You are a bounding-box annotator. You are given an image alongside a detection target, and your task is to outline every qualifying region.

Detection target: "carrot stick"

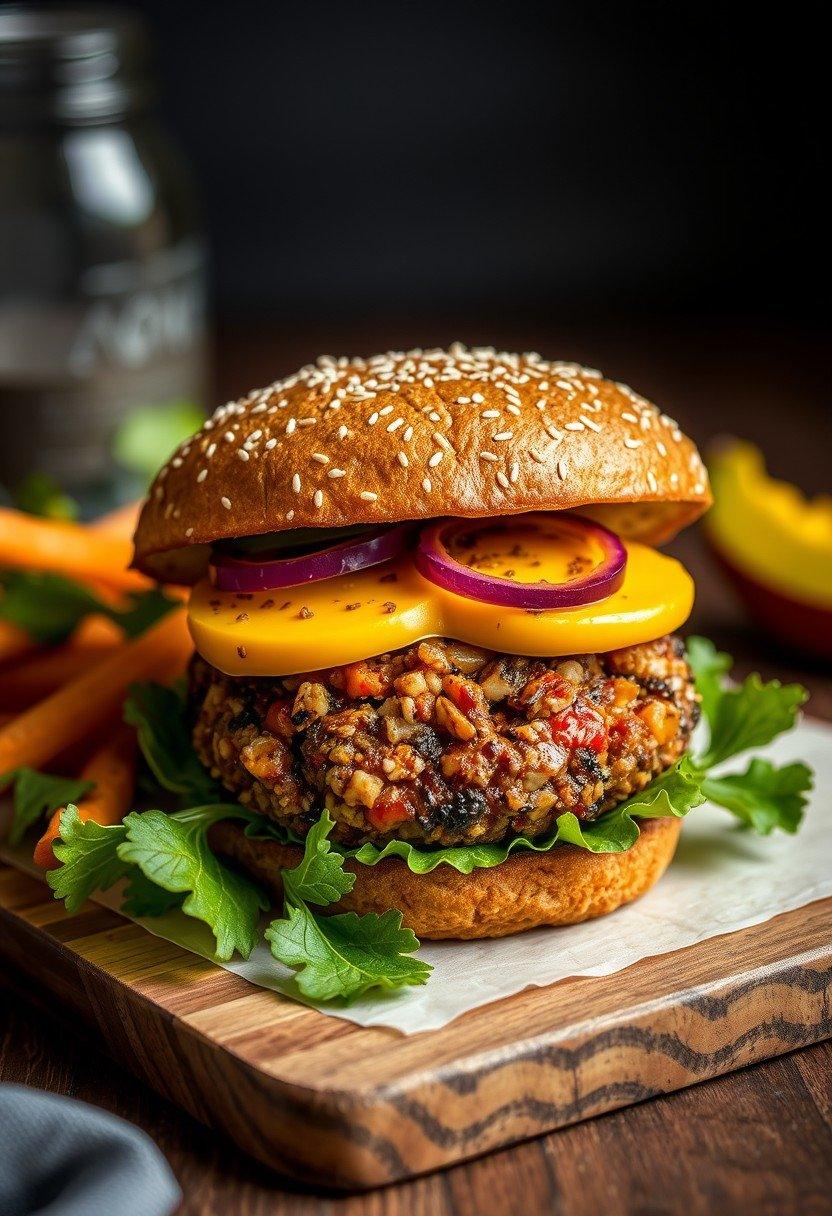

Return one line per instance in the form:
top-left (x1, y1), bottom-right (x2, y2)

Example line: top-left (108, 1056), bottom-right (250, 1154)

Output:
top-left (0, 608), bottom-right (192, 776)
top-left (33, 722), bottom-right (138, 870)
top-left (0, 507), bottom-right (146, 592)
top-left (90, 499), bottom-right (144, 540)
top-left (0, 615), bottom-right (126, 711)
top-left (0, 620), bottom-right (39, 668)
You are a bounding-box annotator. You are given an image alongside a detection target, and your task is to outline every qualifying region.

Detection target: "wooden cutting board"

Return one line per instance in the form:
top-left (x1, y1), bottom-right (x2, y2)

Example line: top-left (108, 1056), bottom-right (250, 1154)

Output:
top-left (1, 862), bottom-right (829, 1190)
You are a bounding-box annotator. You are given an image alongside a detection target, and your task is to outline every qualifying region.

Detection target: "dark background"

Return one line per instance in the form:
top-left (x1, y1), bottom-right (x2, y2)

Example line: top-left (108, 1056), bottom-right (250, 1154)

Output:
top-left (135, 1), bottom-right (827, 320)
top-left (126, 0), bottom-right (831, 497)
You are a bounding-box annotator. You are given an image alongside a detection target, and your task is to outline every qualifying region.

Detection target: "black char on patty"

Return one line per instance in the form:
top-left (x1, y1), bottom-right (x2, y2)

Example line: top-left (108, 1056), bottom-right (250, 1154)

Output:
top-left (189, 635), bottom-right (699, 848)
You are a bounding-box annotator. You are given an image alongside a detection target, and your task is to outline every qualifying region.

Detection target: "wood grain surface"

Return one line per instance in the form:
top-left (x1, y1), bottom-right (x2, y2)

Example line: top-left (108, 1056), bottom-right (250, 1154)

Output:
top-left (0, 859), bottom-right (829, 1189)
top-left (2, 318), bottom-right (831, 1213)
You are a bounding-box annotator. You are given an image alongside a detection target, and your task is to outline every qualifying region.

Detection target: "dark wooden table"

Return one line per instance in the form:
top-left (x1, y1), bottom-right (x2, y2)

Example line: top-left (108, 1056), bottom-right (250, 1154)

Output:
top-left (2, 317), bottom-right (830, 1215)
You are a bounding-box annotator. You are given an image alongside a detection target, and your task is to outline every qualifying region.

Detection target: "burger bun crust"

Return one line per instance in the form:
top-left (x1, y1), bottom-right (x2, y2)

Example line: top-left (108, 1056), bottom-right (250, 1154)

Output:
top-left (208, 816), bottom-right (681, 940)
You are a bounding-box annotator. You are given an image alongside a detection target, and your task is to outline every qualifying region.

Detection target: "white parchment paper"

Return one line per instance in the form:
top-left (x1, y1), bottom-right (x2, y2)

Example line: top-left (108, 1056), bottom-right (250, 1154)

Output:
top-left (2, 716), bottom-right (830, 1034)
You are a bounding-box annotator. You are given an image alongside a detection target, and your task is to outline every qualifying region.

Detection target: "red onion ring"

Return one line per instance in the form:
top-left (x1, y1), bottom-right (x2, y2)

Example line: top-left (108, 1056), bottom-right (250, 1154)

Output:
top-left (210, 524), bottom-right (413, 592)
top-left (415, 513), bottom-right (627, 609)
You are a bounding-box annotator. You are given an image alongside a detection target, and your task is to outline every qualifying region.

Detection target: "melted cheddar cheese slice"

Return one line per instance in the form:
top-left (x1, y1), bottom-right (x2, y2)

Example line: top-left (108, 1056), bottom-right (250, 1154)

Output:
top-left (188, 540), bottom-right (694, 676)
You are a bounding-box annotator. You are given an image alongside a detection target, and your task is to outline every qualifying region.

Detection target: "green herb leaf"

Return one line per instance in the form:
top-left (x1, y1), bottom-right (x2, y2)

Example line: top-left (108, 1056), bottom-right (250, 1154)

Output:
top-left (2, 769), bottom-right (95, 846)
top-left (695, 671), bottom-right (807, 769)
top-left (47, 808), bottom-right (129, 913)
top-left (0, 571), bottom-right (176, 644)
top-left (281, 808), bottom-right (355, 906)
top-left (114, 400), bottom-right (205, 480)
top-left (117, 806), bottom-right (269, 960)
top-left (686, 635), bottom-right (732, 729)
top-left (124, 682), bottom-right (220, 804)
top-left (701, 759), bottom-right (813, 835)
top-left (14, 473), bottom-right (79, 521)
top-left (265, 807), bottom-right (428, 999)
top-left (121, 869), bottom-right (186, 917)
top-left (265, 905), bottom-right (431, 1001)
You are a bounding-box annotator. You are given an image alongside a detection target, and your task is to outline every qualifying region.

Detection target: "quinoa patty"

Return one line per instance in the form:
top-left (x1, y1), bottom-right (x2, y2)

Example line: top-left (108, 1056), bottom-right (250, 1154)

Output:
top-left (189, 635), bottom-right (698, 848)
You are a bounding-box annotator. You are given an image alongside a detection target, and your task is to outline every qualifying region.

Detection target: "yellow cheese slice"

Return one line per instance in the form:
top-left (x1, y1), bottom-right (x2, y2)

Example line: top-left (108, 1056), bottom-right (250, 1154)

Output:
top-left (188, 540), bottom-right (694, 676)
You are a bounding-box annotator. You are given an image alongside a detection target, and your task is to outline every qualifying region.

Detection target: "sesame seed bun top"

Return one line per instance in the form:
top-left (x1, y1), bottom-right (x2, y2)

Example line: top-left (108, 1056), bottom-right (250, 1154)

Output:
top-left (132, 344), bottom-right (711, 583)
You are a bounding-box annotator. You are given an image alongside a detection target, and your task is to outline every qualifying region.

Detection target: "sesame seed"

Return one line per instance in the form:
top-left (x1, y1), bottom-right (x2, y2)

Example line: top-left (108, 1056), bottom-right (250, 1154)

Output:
top-left (479, 451), bottom-right (499, 462)
top-left (360, 490), bottom-right (378, 502)
top-left (311, 453), bottom-right (329, 464)
top-left (481, 409), bottom-right (500, 419)
top-left (557, 458), bottom-right (568, 480)
top-left (236, 449), bottom-right (250, 461)
top-left (286, 509), bottom-right (295, 520)
top-left (622, 411), bottom-right (638, 423)
top-left (580, 415), bottom-right (602, 432)
top-left (328, 467), bottom-right (346, 478)
top-left (221, 496), bottom-right (232, 509)
top-left (529, 448), bottom-right (545, 463)
top-left (506, 403), bottom-right (521, 416)
top-left (397, 451), bottom-right (409, 467)
top-left (496, 471), bottom-right (510, 489)
top-left (510, 461), bottom-right (519, 483)
top-left (286, 418), bottom-right (297, 435)
top-left (647, 471), bottom-right (658, 492)
top-left (197, 468), bottom-right (207, 482)
top-left (471, 392), bottom-right (484, 403)
top-left (565, 421), bottom-right (585, 432)
top-left (224, 431), bottom-right (235, 443)
top-left (694, 481), bottom-right (705, 494)
top-left (456, 396), bottom-right (471, 404)
top-left (623, 436), bottom-right (642, 449)
top-left (379, 404), bottom-right (394, 416)
top-left (403, 425), bottom-right (414, 442)
top-left (656, 441), bottom-right (667, 457)
top-left (206, 442), bottom-right (217, 458)
top-left (535, 399), bottom-right (546, 410)
top-left (367, 412), bottom-right (379, 425)
top-left (313, 489), bottom-right (324, 508)
top-left (493, 431), bottom-right (513, 442)
top-left (428, 450), bottom-right (443, 468)
top-left (429, 412), bottom-right (441, 422)
top-left (387, 418), bottom-right (404, 432)
top-left (265, 437), bottom-right (277, 450)
top-left (185, 527), bottom-right (194, 537)
top-left (298, 417), bottom-right (317, 427)
top-left (292, 473), bottom-right (301, 493)
top-left (422, 476), bottom-right (432, 493)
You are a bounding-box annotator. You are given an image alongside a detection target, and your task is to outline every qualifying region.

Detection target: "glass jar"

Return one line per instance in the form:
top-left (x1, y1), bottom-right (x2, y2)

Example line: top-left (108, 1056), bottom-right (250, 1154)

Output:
top-left (0, 4), bottom-right (208, 512)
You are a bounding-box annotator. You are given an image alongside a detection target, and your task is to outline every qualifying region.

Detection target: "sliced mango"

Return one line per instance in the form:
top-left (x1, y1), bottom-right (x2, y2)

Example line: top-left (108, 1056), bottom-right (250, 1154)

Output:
top-left (706, 441), bottom-right (832, 610)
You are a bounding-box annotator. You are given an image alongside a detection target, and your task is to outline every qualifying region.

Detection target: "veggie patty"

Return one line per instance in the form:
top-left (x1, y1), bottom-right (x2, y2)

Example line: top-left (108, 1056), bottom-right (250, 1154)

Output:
top-left (189, 635), bottom-right (698, 848)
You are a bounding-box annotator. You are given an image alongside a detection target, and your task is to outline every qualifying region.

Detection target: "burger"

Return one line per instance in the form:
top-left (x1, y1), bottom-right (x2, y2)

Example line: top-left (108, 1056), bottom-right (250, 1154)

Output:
top-left (131, 344), bottom-right (718, 941)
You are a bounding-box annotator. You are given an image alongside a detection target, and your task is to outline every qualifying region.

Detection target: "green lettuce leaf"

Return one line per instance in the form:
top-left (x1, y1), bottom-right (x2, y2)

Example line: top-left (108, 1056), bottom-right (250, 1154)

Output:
top-left (3, 770), bottom-right (94, 846)
top-left (266, 906), bottom-right (431, 1001)
top-left (117, 806), bottom-right (268, 961)
top-left (0, 571), bottom-right (176, 645)
top-left (686, 635), bottom-right (732, 729)
top-left (687, 635), bottom-right (807, 768)
top-left (701, 758), bottom-right (813, 835)
top-left (281, 808), bottom-right (355, 905)
top-left (265, 809), bottom-right (430, 999)
top-left (348, 758), bottom-right (705, 872)
top-left (124, 682), bottom-right (220, 805)
top-left (47, 808), bottom-right (129, 913)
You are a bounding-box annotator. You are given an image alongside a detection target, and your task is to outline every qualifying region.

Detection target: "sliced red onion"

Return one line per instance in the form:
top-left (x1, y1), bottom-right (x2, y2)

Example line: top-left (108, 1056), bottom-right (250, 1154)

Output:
top-left (415, 513), bottom-right (627, 609)
top-left (210, 524), bottom-right (413, 592)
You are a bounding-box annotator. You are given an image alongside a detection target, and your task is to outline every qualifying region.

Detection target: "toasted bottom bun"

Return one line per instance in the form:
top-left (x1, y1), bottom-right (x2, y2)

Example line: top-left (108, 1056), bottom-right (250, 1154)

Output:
top-left (208, 816), bottom-right (682, 940)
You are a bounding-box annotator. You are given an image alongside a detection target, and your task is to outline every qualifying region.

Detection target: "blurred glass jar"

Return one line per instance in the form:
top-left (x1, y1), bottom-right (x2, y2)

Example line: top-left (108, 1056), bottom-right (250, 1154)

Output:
top-left (0, 4), bottom-right (208, 512)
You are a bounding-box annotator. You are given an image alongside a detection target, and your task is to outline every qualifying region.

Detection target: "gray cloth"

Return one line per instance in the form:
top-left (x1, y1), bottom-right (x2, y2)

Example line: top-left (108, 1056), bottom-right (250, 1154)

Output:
top-left (0, 1085), bottom-right (181, 1216)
